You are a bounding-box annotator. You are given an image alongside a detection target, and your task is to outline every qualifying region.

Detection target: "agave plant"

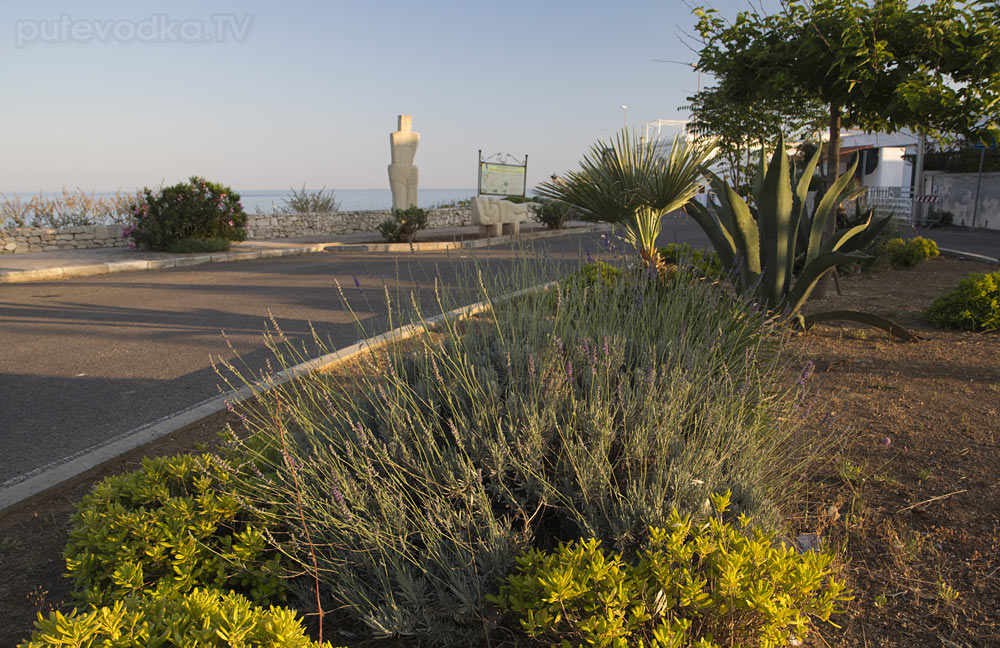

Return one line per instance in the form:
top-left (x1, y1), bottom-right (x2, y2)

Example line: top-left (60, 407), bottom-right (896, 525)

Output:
top-left (684, 134), bottom-right (892, 321)
top-left (536, 129), bottom-right (717, 266)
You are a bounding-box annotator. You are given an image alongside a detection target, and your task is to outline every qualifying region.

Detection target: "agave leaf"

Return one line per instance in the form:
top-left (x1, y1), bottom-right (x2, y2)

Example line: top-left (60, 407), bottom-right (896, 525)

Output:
top-left (794, 144), bottom-right (823, 216)
top-left (839, 214), bottom-right (891, 254)
top-left (683, 201), bottom-right (737, 272)
top-left (757, 134), bottom-right (793, 307)
top-left (788, 144), bottom-right (823, 293)
top-left (783, 250), bottom-right (866, 317)
top-left (716, 180), bottom-right (761, 279)
top-left (821, 216), bottom-right (874, 255)
top-left (803, 310), bottom-right (921, 342)
top-left (806, 156), bottom-right (859, 264)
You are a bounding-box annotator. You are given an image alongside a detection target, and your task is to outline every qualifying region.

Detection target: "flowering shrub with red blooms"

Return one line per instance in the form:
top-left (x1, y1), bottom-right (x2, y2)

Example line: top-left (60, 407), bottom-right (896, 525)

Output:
top-left (126, 176), bottom-right (246, 251)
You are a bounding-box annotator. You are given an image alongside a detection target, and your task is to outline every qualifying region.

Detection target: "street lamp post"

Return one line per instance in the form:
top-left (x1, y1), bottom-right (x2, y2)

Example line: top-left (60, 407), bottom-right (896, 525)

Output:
top-left (620, 105), bottom-right (628, 130)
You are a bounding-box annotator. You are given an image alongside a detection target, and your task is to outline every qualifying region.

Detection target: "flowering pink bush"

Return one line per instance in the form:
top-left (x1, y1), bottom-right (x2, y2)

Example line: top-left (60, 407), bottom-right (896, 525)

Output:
top-left (126, 177), bottom-right (246, 251)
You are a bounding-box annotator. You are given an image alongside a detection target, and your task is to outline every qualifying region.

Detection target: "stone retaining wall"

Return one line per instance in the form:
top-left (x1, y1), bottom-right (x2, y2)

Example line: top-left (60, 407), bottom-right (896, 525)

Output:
top-left (1, 224), bottom-right (128, 254)
top-left (0, 208), bottom-right (474, 254)
top-left (927, 171), bottom-right (1000, 231)
top-left (244, 207), bottom-right (472, 239)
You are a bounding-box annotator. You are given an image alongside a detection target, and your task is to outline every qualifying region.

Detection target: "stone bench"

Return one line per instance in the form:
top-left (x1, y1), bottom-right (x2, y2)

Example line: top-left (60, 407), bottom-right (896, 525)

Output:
top-left (470, 197), bottom-right (538, 237)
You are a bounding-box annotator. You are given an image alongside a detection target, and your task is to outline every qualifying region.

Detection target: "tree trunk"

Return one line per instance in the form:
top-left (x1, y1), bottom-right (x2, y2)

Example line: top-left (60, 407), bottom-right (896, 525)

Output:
top-left (814, 103), bottom-right (841, 299)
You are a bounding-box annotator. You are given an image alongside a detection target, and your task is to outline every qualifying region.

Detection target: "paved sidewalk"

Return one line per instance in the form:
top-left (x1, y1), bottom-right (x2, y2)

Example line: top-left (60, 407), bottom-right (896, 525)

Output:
top-left (0, 224), bottom-right (559, 284)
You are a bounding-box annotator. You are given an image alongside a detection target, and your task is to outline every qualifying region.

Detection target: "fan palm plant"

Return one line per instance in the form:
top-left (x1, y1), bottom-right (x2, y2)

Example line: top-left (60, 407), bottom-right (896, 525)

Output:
top-left (536, 129), bottom-right (717, 266)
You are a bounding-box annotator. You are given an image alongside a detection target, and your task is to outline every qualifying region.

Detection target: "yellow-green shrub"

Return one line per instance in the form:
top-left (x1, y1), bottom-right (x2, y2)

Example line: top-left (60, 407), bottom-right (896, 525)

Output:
top-left (883, 237), bottom-right (938, 267)
top-left (926, 271), bottom-right (1000, 331)
top-left (489, 492), bottom-right (851, 648)
top-left (910, 236), bottom-right (940, 259)
top-left (18, 588), bottom-right (333, 648)
top-left (573, 261), bottom-right (624, 290)
top-left (64, 454), bottom-right (287, 606)
top-left (658, 243), bottom-right (723, 279)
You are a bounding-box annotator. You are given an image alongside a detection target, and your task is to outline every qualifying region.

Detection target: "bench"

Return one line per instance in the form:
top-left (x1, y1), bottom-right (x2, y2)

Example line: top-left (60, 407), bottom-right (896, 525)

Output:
top-left (470, 197), bottom-right (537, 237)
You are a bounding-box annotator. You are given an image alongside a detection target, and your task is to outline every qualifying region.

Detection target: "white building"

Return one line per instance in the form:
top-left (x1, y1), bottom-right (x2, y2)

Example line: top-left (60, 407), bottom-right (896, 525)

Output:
top-left (828, 129), bottom-right (920, 190)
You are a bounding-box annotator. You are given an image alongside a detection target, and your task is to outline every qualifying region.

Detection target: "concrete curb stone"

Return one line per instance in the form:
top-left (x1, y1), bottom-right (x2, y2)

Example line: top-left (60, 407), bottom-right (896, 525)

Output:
top-left (937, 247), bottom-right (999, 265)
top-left (0, 227), bottom-right (611, 284)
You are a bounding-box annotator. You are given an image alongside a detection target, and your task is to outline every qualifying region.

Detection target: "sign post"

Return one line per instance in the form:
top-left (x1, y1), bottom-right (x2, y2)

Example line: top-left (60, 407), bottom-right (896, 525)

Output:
top-left (972, 134), bottom-right (996, 229)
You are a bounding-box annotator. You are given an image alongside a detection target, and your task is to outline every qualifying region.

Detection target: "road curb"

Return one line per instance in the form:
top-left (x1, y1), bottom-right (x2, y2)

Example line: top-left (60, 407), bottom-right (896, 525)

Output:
top-left (0, 227), bottom-right (610, 284)
top-left (0, 244), bottom-right (331, 284)
top-left (937, 247), bottom-right (999, 265)
top-left (324, 224), bottom-right (612, 253)
top-left (0, 284), bottom-right (558, 512)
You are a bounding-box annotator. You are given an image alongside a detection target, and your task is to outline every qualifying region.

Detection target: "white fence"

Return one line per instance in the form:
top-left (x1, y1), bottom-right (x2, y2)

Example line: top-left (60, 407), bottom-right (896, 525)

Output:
top-left (864, 186), bottom-right (913, 220)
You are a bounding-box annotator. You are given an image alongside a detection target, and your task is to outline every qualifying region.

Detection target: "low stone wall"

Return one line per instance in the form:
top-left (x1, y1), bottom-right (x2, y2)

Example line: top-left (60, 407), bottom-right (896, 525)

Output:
top-left (1, 224), bottom-right (128, 254)
top-left (0, 208), bottom-right (475, 254)
top-left (244, 207), bottom-right (472, 239)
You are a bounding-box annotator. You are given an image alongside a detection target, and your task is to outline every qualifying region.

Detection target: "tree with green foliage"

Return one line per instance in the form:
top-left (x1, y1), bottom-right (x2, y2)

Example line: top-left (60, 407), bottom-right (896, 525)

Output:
top-left (691, 0), bottom-right (1000, 189)
top-left (685, 79), bottom-right (825, 188)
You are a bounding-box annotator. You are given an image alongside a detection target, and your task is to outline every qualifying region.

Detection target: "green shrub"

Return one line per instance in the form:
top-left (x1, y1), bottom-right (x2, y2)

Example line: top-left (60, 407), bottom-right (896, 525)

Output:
top-left (127, 177), bottom-right (247, 251)
top-left (224, 263), bottom-right (806, 645)
top-left (533, 198), bottom-right (574, 230)
top-left (926, 271), bottom-right (1000, 331)
top-left (929, 209), bottom-right (954, 226)
top-left (658, 243), bottom-right (723, 279)
top-left (883, 238), bottom-right (927, 267)
top-left (573, 261), bottom-right (624, 290)
top-left (910, 236), bottom-right (940, 259)
top-left (64, 453), bottom-right (287, 606)
top-left (166, 236), bottom-right (232, 254)
top-left (490, 492), bottom-right (851, 648)
top-left (278, 185), bottom-right (341, 213)
top-left (18, 588), bottom-right (332, 648)
top-left (377, 205), bottom-right (429, 242)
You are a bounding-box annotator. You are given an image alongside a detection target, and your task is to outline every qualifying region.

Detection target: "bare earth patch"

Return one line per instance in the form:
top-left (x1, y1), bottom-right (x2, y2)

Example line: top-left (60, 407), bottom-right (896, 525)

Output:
top-left (793, 257), bottom-right (999, 647)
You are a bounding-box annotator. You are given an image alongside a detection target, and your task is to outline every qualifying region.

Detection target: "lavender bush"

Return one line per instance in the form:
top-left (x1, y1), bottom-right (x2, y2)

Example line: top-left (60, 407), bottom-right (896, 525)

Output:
top-left (219, 255), bottom-right (811, 646)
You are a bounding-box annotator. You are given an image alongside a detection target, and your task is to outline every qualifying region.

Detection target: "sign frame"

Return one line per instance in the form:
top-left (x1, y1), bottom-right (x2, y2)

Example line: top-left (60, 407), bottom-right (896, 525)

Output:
top-left (477, 150), bottom-right (528, 197)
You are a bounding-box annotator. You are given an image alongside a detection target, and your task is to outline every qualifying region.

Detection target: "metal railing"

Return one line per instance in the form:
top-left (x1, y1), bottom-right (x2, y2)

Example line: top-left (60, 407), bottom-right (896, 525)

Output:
top-left (864, 186), bottom-right (913, 220)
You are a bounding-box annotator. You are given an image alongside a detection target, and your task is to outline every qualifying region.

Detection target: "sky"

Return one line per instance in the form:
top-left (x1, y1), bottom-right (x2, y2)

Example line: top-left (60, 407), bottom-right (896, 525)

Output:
top-left (0, 0), bottom-right (753, 193)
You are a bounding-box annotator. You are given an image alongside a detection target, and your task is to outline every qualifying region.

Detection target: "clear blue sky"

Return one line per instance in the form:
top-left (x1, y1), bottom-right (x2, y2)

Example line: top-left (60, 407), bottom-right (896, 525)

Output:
top-left (0, 0), bottom-right (748, 193)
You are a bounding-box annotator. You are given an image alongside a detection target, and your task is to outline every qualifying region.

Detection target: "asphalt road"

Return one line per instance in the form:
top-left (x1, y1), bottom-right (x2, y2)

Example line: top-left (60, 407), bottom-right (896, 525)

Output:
top-left (4, 230), bottom-right (679, 486)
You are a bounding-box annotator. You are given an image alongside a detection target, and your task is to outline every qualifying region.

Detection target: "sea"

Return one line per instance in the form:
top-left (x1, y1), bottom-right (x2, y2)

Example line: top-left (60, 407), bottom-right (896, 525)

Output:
top-left (4, 188), bottom-right (477, 215)
top-left (227, 188), bottom-right (476, 213)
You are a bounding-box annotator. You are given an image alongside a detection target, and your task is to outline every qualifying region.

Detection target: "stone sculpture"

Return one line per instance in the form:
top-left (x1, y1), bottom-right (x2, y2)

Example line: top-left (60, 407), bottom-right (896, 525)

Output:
top-left (388, 115), bottom-right (419, 210)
